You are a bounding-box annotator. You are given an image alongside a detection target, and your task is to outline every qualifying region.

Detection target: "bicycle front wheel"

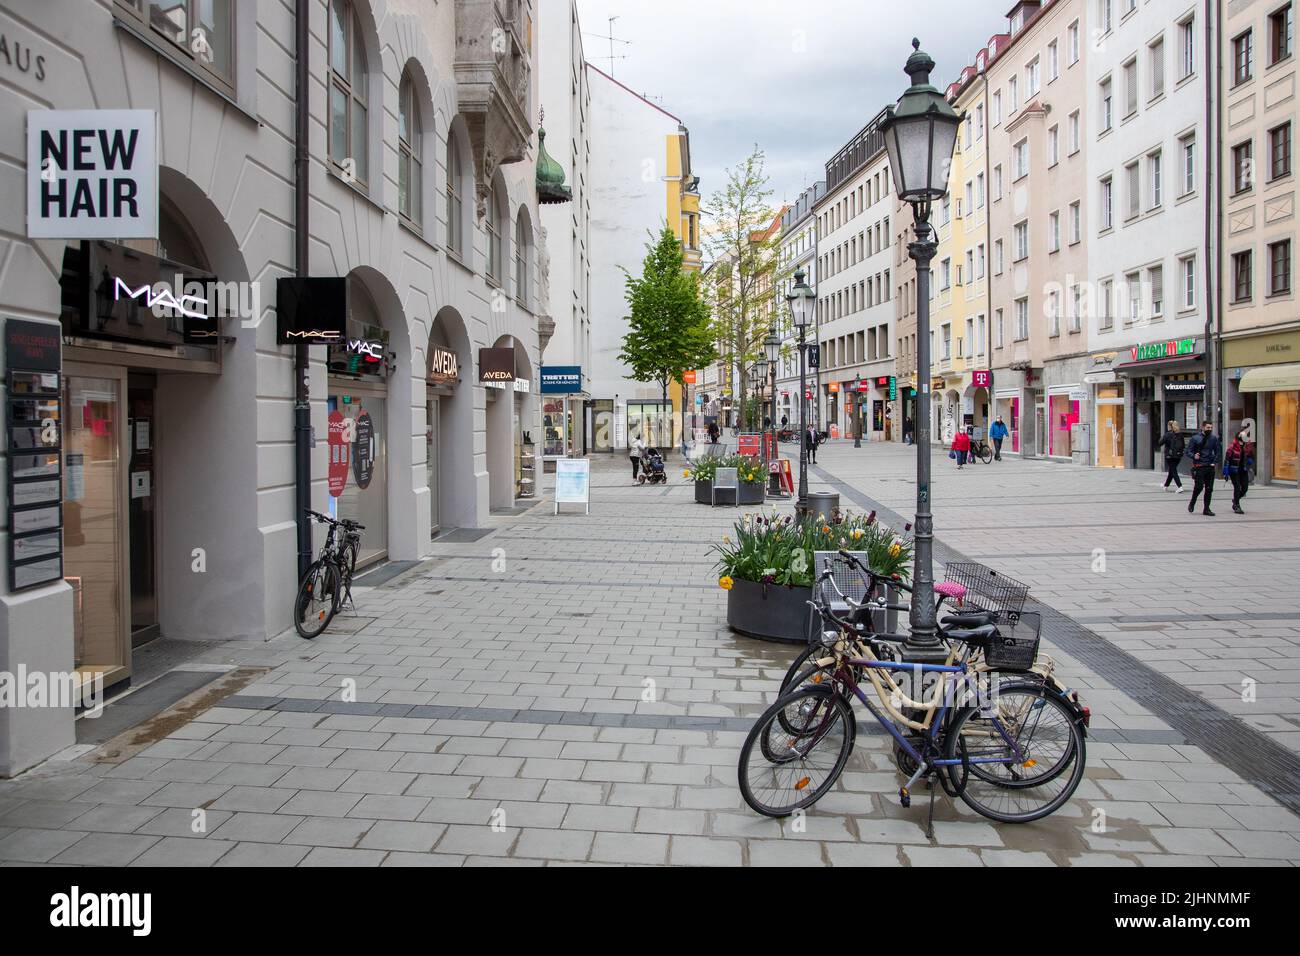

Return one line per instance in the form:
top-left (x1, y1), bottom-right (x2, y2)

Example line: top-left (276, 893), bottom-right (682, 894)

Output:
top-left (294, 560), bottom-right (340, 639)
top-left (944, 682), bottom-right (1085, 823)
top-left (739, 686), bottom-right (855, 817)
top-left (978, 444), bottom-right (993, 464)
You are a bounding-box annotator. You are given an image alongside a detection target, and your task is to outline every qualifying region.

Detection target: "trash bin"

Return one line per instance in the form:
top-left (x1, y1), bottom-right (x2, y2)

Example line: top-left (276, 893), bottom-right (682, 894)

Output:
top-left (804, 491), bottom-right (839, 521)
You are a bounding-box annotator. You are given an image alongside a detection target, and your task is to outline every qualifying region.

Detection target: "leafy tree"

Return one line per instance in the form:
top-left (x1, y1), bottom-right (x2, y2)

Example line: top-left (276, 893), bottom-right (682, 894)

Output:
top-left (618, 226), bottom-right (716, 447)
top-left (703, 146), bottom-right (781, 431)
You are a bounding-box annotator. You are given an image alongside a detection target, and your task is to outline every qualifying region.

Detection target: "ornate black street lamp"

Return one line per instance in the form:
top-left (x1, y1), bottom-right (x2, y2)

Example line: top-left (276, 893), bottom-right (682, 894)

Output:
top-left (881, 39), bottom-right (962, 661)
top-left (786, 268), bottom-right (816, 512)
top-left (853, 373), bottom-right (863, 449)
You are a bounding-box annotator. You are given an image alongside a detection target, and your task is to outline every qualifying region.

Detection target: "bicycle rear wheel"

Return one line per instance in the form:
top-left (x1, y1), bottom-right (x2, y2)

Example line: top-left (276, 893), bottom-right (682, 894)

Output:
top-left (294, 560), bottom-right (340, 639)
top-left (739, 686), bottom-right (855, 817)
top-left (944, 682), bottom-right (1085, 823)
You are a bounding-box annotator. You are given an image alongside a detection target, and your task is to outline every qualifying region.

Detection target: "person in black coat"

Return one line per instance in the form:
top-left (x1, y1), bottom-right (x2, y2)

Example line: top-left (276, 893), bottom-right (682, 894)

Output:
top-left (1185, 421), bottom-right (1223, 516)
top-left (1156, 421), bottom-right (1186, 491)
top-left (805, 424), bottom-right (820, 464)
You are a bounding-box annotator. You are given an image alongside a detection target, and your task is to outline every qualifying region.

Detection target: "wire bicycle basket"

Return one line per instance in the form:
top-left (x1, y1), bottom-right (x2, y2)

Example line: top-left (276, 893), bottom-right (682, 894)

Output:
top-left (940, 562), bottom-right (1030, 624)
top-left (984, 611), bottom-right (1041, 671)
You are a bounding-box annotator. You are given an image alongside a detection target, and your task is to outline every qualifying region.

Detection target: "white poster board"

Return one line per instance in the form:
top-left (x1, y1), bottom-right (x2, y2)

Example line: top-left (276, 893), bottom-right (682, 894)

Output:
top-left (554, 457), bottom-right (590, 514)
top-left (27, 109), bottom-right (158, 239)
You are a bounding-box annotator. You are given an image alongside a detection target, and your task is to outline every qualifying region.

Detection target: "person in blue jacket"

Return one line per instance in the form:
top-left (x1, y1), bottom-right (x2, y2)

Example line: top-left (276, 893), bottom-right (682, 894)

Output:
top-left (989, 416), bottom-right (1009, 461)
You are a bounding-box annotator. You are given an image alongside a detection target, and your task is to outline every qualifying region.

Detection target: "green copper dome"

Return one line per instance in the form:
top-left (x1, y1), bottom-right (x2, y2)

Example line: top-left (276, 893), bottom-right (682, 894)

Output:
top-left (536, 126), bottom-right (572, 205)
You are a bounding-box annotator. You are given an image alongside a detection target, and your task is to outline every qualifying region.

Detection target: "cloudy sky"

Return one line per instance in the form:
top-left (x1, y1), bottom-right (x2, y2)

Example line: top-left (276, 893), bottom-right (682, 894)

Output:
top-left (573, 0), bottom-right (1012, 212)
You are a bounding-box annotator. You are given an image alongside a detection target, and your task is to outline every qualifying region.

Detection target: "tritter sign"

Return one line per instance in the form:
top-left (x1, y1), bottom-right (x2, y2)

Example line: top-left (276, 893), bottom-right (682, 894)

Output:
top-left (1130, 337), bottom-right (1198, 363)
top-left (27, 109), bottom-right (157, 239)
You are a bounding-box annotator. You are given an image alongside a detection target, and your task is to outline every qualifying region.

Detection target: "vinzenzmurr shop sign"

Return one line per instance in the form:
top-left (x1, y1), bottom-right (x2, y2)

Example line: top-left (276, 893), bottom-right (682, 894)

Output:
top-left (27, 109), bottom-right (157, 239)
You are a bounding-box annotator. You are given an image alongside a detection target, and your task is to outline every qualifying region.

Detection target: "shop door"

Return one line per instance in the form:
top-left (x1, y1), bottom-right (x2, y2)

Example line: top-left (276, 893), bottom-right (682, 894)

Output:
top-left (128, 374), bottom-right (160, 646)
top-left (1097, 404), bottom-right (1124, 468)
top-left (1034, 403), bottom-right (1046, 457)
top-left (426, 396), bottom-right (439, 534)
top-left (62, 367), bottom-right (130, 690)
top-left (1274, 391), bottom-right (1299, 481)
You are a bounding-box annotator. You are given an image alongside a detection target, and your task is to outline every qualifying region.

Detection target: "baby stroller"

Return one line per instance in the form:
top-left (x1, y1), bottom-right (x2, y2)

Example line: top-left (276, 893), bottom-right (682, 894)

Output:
top-left (638, 448), bottom-right (667, 484)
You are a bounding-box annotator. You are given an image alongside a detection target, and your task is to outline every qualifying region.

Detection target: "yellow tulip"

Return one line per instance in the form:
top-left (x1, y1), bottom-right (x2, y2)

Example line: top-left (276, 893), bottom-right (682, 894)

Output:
top-left (889, 543), bottom-right (902, 557)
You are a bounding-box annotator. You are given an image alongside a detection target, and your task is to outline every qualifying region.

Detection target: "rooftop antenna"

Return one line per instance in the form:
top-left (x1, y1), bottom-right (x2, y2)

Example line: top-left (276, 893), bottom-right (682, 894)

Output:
top-left (585, 16), bottom-right (630, 77)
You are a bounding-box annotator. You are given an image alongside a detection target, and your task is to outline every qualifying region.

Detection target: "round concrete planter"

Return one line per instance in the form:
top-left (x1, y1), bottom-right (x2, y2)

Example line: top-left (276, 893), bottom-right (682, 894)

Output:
top-left (726, 578), bottom-right (812, 644)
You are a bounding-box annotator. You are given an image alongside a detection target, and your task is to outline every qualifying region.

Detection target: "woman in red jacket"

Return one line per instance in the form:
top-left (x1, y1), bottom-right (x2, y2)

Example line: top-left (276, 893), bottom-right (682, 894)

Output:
top-left (951, 428), bottom-right (972, 469)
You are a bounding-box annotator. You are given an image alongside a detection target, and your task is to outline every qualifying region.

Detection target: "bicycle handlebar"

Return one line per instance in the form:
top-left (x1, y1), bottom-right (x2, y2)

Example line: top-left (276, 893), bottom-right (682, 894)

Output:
top-left (305, 509), bottom-right (365, 531)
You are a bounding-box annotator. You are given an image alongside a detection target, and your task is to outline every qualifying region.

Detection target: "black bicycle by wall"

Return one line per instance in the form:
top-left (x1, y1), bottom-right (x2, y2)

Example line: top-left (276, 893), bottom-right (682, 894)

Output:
top-left (294, 509), bottom-right (364, 639)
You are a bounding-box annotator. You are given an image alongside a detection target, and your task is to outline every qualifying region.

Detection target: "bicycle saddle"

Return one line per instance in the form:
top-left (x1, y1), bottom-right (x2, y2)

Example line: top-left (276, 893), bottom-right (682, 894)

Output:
top-left (941, 610), bottom-right (996, 629)
top-left (945, 623), bottom-right (997, 644)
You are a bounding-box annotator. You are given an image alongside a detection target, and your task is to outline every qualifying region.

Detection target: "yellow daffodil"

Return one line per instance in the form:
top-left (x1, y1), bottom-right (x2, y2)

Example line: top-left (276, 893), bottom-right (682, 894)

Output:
top-left (851, 528), bottom-right (864, 541)
top-left (683, 469), bottom-right (691, 478)
top-left (889, 543), bottom-right (902, 557)
top-left (719, 575), bottom-right (734, 590)
top-left (821, 525), bottom-right (831, 534)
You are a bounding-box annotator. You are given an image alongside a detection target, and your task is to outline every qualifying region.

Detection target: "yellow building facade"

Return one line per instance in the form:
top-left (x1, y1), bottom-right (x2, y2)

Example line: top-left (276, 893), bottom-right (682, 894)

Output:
top-left (667, 129), bottom-right (702, 440)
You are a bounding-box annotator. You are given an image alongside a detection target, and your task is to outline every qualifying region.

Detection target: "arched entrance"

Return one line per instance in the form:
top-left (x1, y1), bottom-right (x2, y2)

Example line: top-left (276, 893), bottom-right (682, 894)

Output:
top-left (325, 268), bottom-right (412, 566)
top-left (965, 384), bottom-right (990, 438)
top-left (485, 334), bottom-right (535, 510)
top-left (426, 307), bottom-right (474, 531)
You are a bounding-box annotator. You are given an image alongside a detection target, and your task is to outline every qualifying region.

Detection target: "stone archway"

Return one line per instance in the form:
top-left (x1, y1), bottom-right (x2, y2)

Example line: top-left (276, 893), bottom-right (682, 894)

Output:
top-left (427, 306), bottom-right (475, 530)
top-left (485, 333), bottom-right (534, 510)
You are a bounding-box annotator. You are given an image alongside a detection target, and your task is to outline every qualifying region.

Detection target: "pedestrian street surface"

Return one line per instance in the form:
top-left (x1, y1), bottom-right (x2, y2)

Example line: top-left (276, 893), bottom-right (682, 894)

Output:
top-left (1, 444), bottom-right (1297, 866)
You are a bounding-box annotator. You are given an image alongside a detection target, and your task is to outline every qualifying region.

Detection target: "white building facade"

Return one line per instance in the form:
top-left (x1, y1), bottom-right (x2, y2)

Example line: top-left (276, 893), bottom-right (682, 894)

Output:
top-left (775, 182), bottom-right (823, 429)
top-left (536, 0), bottom-right (591, 464)
top-left (814, 114), bottom-right (898, 442)
top-left (0, 0), bottom-right (544, 775)
top-left (1086, 0), bottom-right (1213, 471)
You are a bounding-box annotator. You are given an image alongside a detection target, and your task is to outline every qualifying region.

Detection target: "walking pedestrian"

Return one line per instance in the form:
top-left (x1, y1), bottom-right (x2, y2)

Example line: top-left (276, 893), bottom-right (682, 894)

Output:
top-left (707, 421), bottom-right (719, 444)
top-left (1186, 420), bottom-right (1222, 516)
top-left (1223, 426), bottom-right (1254, 514)
top-left (951, 428), bottom-right (971, 469)
top-left (805, 424), bottom-right (820, 465)
top-left (629, 432), bottom-right (645, 482)
top-left (989, 416), bottom-right (1009, 461)
top-left (903, 416), bottom-right (914, 445)
top-left (1157, 420), bottom-right (1186, 492)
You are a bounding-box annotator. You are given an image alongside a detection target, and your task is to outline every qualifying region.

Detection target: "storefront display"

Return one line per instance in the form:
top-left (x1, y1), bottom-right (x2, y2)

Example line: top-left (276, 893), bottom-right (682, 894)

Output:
top-left (995, 393), bottom-right (1020, 453)
top-left (1048, 392), bottom-right (1080, 458)
top-left (1095, 382), bottom-right (1125, 469)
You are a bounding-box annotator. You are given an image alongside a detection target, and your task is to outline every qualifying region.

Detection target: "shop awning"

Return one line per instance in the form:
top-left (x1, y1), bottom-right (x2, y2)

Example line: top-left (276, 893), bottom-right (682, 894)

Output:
top-left (1238, 363), bottom-right (1300, 393)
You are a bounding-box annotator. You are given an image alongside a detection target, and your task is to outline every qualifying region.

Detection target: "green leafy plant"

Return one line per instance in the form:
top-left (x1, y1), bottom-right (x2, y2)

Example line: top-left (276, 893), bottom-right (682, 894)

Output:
top-left (687, 453), bottom-right (765, 484)
top-left (714, 509), bottom-right (913, 589)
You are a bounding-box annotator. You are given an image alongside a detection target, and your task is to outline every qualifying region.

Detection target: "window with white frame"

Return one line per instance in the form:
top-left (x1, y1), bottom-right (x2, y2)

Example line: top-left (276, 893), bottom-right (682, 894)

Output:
top-left (1014, 139), bottom-right (1029, 179)
top-left (1049, 210), bottom-right (1061, 252)
top-left (1048, 288), bottom-right (1061, 336)
top-left (1069, 285), bottom-right (1082, 331)
top-left (995, 239), bottom-right (1005, 273)
top-left (1048, 125), bottom-right (1060, 166)
top-left (976, 103), bottom-right (985, 140)
top-left (1125, 271), bottom-right (1141, 324)
top-left (1014, 221), bottom-right (1029, 261)
top-left (977, 314), bottom-right (986, 354)
top-left (1101, 176), bottom-right (1114, 230)
top-left (1180, 17), bottom-right (1195, 78)
top-left (1069, 200), bottom-right (1081, 243)
top-left (1008, 75), bottom-right (1018, 113)
top-left (1149, 265), bottom-right (1164, 317)
top-left (1049, 40), bottom-right (1059, 80)
top-left (1069, 20), bottom-right (1081, 64)
top-left (993, 164), bottom-right (1004, 200)
top-left (1100, 77), bottom-right (1113, 131)
top-left (1180, 255), bottom-right (1196, 309)
top-left (995, 309), bottom-right (1005, 348)
top-left (977, 172), bottom-right (986, 207)
top-left (1014, 298), bottom-right (1029, 340)
top-left (993, 91), bottom-right (1002, 126)
top-left (328, 0), bottom-right (370, 188)
top-left (1126, 162), bottom-right (1141, 219)
top-left (1099, 279), bottom-right (1113, 329)
top-left (1150, 36), bottom-right (1165, 98)
top-left (1149, 149), bottom-right (1163, 207)
top-left (1180, 133), bottom-right (1196, 193)
top-left (1027, 57), bottom-right (1041, 96)
top-left (1100, 0), bottom-right (1113, 34)
top-left (1124, 58), bottom-right (1138, 116)
top-left (398, 72), bottom-right (422, 227)
top-left (977, 243), bottom-right (986, 278)
top-left (1069, 110), bottom-right (1080, 153)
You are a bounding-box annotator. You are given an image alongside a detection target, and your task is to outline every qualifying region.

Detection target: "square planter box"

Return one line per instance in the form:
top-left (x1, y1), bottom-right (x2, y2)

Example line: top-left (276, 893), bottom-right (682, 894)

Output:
top-left (694, 478), bottom-right (765, 505)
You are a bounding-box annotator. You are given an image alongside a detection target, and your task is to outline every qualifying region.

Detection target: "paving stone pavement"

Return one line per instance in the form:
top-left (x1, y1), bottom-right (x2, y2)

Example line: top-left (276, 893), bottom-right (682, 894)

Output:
top-left (1, 442), bottom-right (1298, 867)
